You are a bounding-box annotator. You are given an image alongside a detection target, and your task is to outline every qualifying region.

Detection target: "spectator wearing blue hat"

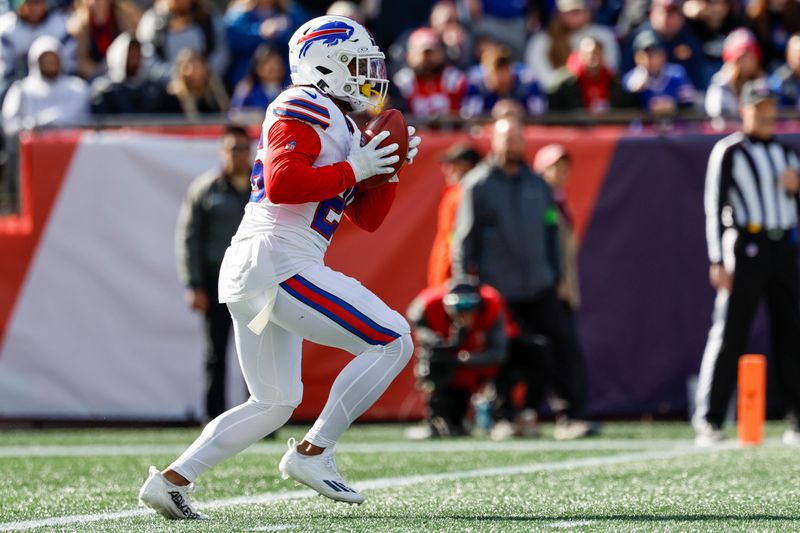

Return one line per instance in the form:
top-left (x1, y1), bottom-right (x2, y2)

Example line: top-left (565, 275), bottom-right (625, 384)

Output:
top-left (769, 33), bottom-right (800, 110)
top-left (623, 29), bottom-right (697, 116)
top-left (623, 0), bottom-right (706, 89)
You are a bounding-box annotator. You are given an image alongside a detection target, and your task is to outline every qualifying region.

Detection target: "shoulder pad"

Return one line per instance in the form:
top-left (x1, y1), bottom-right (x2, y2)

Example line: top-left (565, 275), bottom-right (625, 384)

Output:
top-left (270, 87), bottom-right (332, 130)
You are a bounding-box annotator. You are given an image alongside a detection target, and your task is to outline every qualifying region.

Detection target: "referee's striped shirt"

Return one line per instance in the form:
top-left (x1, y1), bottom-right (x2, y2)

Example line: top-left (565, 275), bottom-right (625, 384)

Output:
top-left (705, 132), bottom-right (800, 263)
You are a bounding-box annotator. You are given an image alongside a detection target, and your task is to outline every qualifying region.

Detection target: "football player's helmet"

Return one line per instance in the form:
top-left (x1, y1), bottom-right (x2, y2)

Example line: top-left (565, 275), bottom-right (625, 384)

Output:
top-left (288, 15), bottom-right (388, 112)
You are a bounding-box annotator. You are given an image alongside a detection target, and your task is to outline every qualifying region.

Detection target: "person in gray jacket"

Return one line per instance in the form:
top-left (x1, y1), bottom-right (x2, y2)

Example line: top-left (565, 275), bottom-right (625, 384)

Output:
top-left (176, 125), bottom-right (251, 420)
top-left (451, 117), bottom-right (591, 440)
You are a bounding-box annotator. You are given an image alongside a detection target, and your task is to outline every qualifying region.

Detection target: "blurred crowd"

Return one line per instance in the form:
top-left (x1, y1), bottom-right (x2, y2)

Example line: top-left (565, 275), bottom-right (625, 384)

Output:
top-left (4, 0), bottom-right (800, 132)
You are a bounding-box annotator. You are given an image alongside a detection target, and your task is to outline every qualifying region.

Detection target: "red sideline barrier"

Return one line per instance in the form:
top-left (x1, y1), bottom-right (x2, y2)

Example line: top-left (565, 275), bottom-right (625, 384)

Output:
top-left (0, 126), bottom-right (622, 422)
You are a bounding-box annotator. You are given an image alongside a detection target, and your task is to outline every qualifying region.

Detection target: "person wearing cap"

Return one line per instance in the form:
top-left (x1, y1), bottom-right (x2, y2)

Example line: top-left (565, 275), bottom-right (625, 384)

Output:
top-left (0, 0), bottom-right (76, 87)
top-left (694, 78), bottom-right (800, 446)
top-left (623, 28), bottom-right (697, 117)
top-left (461, 42), bottom-right (547, 119)
top-left (524, 0), bottom-right (619, 92)
top-left (392, 26), bottom-right (467, 118)
top-left (549, 36), bottom-right (635, 113)
top-left (428, 144), bottom-right (482, 288)
top-left (768, 33), bottom-right (800, 110)
top-left (532, 144), bottom-right (598, 441)
top-left (405, 279), bottom-right (512, 439)
top-left (704, 28), bottom-right (765, 119)
top-left (623, 0), bottom-right (706, 89)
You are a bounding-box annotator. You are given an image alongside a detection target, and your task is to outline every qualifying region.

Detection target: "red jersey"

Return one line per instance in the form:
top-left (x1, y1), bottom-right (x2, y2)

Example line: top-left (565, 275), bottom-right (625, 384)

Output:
top-left (393, 65), bottom-right (467, 118)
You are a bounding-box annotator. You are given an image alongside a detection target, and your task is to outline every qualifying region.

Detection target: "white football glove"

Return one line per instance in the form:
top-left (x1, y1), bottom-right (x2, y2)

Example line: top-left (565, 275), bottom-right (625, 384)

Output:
top-left (406, 126), bottom-right (422, 164)
top-left (347, 131), bottom-right (400, 183)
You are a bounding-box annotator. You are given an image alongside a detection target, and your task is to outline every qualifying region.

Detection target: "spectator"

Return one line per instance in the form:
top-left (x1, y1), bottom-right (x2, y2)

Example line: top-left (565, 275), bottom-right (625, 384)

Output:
top-left (533, 143), bottom-right (596, 441)
top-left (2, 35), bottom-right (89, 134)
top-left (137, 0), bottom-right (228, 82)
top-left (67, 0), bottom-right (141, 80)
top-left (490, 96), bottom-right (523, 119)
top-left (176, 125), bottom-right (252, 421)
top-left (223, 0), bottom-right (304, 88)
top-left (393, 27), bottom-right (466, 118)
top-left (326, 1), bottom-right (364, 24)
top-left (230, 43), bottom-right (285, 113)
top-left (427, 144), bottom-right (482, 288)
top-left (468, 0), bottom-right (529, 60)
top-left (769, 33), bottom-right (800, 109)
top-left (405, 279), bottom-right (511, 439)
top-left (525, 0), bottom-right (619, 92)
top-left (429, 0), bottom-right (472, 69)
top-left (683, 0), bottom-right (742, 87)
top-left (615, 0), bottom-right (650, 40)
top-left (623, 29), bottom-right (697, 117)
top-left (705, 28), bottom-right (764, 119)
top-left (550, 36), bottom-right (634, 113)
top-left (0, 0), bottom-right (75, 85)
top-left (452, 117), bottom-right (590, 440)
top-left (624, 0), bottom-right (706, 89)
top-left (161, 48), bottom-right (229, 117)
top-left (461, 44), bottom-right (547, 118)
top-left (90, 32), bottom-right (171, 114)
top-left (745, 0), bottom-right (800, 71)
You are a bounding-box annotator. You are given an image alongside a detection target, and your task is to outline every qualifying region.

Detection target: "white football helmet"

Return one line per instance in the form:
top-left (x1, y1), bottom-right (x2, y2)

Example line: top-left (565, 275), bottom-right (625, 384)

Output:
top-left (288, 15), bottom-right (388, 112)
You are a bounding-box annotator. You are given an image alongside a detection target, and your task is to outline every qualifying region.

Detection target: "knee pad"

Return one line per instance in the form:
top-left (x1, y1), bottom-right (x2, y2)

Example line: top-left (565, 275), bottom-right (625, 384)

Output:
top-left (386, 333), bottom-right (414, 366)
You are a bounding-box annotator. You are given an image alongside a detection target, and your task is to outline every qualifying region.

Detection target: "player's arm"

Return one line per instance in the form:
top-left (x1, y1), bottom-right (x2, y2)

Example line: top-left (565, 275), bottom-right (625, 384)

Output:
top-left (458, 311), bottom-right (509, 368)
top-left (264, 120), bottom-right (356, 204)
top-left (175, 182), bottom-right (207, 290)
top-left (451, 181), bottom-right (481, 278)
top-left (344, 182), bottom-right (398, 232)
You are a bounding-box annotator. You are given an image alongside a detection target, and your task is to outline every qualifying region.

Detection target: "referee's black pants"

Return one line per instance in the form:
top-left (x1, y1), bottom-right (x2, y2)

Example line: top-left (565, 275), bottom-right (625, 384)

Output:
top-left (704, 231), bottom-right (800, 428)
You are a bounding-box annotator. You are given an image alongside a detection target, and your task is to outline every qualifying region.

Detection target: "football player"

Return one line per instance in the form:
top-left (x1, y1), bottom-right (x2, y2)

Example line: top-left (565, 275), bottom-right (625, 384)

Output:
top-left (138, 15), bottom-right (422, 519)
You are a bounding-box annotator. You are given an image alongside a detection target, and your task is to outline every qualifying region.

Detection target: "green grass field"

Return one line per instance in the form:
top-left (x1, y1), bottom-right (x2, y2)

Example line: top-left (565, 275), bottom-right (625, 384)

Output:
top-left (1, 422), bottom-right (799, 532)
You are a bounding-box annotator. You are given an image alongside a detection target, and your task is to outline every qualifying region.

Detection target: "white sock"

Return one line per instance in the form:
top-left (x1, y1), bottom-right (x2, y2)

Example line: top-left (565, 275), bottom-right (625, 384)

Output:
top-left (304, 334), bottom-right (413, 448)
top-left (169, 399), bottom-right (294, 481)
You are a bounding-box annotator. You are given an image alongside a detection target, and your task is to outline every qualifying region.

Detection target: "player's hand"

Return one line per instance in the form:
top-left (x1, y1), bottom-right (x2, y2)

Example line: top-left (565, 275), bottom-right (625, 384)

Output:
top-left (709, 264), bottom-right (733, 292)
top-left (347, 131), bottom-right (399, 183)
top-left (406, 126), bottom-right (422, 164)
top-left (187, 289), bottom-right (209, 313)
top-left (782, 168), bottom-right (800, 194)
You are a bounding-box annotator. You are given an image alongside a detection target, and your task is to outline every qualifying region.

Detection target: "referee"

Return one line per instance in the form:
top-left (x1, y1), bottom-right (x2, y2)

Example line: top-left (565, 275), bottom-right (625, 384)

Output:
top-left (694, 79), bottom-right (800, 446)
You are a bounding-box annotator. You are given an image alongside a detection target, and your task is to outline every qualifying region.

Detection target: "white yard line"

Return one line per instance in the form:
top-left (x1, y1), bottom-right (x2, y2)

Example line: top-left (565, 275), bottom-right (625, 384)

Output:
top-left (0, 443), bottom-right (740, 532)
top-left (545, 520), bottom-right (596, 529)
top-left (0, 438), bottom-right (695, 458)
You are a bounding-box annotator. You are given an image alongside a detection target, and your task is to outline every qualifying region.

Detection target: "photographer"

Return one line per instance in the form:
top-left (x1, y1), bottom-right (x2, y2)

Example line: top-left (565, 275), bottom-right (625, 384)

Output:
top-left (406, 279), bottom-right (511, 439)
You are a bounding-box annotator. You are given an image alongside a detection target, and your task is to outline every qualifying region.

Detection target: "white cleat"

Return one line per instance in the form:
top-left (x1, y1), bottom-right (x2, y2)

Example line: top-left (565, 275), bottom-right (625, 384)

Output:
top-left (782, 428), bottom-right (800, 446)
top-left (278, 438), bottom-right (364, 505)
top-left (694, 421), bottom-right (724, 447)
top-left (138, 466), bottom-right (208, 520)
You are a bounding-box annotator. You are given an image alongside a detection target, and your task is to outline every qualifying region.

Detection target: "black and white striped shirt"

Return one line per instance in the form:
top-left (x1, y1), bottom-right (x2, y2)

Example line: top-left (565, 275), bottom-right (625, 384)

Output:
top-left (705, 132), bottom-right (800, 263)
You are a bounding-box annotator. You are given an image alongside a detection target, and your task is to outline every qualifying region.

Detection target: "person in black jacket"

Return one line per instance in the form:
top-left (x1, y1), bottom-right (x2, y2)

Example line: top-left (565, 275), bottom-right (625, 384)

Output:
top-left (176, 125), bottom-right (252, 420)
top-left (90, 33), bottom-right (171, 115)
top-left (452, 117), bottom-right (593, 440)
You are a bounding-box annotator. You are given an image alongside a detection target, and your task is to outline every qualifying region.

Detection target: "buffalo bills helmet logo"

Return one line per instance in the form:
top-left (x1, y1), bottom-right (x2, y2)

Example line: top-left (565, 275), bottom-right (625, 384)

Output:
top-left (297, 21), bottom-right (355, 57)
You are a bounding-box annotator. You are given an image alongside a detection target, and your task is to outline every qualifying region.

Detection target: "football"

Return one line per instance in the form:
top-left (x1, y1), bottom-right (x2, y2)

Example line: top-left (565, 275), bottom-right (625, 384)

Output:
top-left (360, 109), bottom-right (409, 189)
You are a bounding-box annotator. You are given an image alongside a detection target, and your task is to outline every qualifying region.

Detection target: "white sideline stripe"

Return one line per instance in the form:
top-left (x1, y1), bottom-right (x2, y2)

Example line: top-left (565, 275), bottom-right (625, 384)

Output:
top-left (0, 443), bottom-right (739, 532)
top-left (0, 439), bottom-right (691, 458)
top-left (546, 520), bottom-right (596, 529)
top-left (246, 526), bottom-right (294, 532)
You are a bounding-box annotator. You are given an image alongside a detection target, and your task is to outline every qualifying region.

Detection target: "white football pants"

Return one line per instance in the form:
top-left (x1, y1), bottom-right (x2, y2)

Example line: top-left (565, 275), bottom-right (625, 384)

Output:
top-left (169, 264), bottom-right (412, 482)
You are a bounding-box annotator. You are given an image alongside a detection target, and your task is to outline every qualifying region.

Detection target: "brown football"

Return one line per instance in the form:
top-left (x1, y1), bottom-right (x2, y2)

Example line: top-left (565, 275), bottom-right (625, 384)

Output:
top-left (360, 109), bottom-right (409, 189)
